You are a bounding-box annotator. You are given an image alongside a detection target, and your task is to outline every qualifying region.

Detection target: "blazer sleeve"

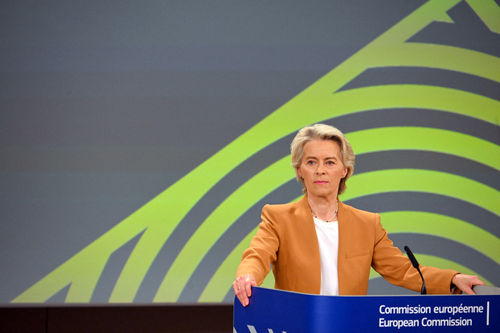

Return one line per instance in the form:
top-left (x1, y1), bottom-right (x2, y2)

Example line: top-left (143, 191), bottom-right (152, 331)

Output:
top-left (371, 215), bottom-right (458, 294)
top-left (236, 205), bottom-right (280, 285)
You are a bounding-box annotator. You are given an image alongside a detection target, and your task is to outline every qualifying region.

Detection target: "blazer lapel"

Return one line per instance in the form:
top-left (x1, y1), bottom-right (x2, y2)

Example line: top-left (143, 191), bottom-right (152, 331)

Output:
top-left (337, 200), bottom-right (348, 294)
top-left (294, 195), bottom-right (322, 293)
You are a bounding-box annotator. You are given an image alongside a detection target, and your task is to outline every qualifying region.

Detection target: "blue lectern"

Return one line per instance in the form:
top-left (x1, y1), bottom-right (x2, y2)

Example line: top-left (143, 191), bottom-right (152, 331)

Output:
top-left (234, 287), bottom-right (499, 332)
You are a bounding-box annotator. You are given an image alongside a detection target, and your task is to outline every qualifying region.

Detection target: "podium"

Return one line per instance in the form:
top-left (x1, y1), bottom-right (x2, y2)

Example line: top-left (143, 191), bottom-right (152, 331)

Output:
top-left (234, 287), bottom-right (499, 332)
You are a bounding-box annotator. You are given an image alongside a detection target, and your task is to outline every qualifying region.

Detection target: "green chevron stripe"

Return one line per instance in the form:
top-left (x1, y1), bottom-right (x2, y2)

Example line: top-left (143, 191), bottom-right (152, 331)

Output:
top-left (308, 0), bottom-right (461, 95)
top-left (153, 156), bottom-right (294, 301)
top-left (13, 227), bottom-right (138, 303)
top-left (466, 0), bottom-right (500, 34)
top-left (344, 170), bottom-right (499, 215)
top-left (365, 43), bottom-right (500, 83)
top-left (332, 85), bottom-right (500, 126)
top-left (198, 223), bottom-right (260, 302)
top-left (158, 128), bottom-right (498, 301)
top-left (347, 127), bottom-right (499, 171)
top-left (369, 255), bottom-right (491, 285)
top-left (379, 212), bottom-right (500, 265)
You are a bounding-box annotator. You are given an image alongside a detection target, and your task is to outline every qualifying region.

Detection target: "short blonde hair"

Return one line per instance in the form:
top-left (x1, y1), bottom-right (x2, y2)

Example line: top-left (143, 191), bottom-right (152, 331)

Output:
top-left (291, 124), bottom-right (355, 194)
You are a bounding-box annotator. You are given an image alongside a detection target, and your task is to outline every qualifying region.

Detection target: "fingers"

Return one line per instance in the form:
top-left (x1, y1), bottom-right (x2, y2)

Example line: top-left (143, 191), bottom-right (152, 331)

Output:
top-left (467, 275), bottom-right (486, 295)
top-left (233, 276), bottom-right (250, 306)
top-left (233, 274), bottom-right (256, 307)
top-left (462, 285), bottom-right (475, 295)
top-left (245, 275), bottom-right (253, 298)
top-left (232, 279), bottom-right (247, 306)
top-left (472, 276), bottom-right (486, 286)
top-left (452, 274), bottom-right (486, 295)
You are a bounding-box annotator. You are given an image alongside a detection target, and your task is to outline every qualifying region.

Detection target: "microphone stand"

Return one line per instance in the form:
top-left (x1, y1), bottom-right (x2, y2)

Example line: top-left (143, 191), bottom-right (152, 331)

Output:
top-left (404, 245), bottom-right (427, 295)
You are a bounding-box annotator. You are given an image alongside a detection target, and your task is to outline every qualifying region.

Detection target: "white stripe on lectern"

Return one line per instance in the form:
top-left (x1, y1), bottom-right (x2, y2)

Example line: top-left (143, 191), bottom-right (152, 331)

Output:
top-left (487, 301), bottom-right (490, 326)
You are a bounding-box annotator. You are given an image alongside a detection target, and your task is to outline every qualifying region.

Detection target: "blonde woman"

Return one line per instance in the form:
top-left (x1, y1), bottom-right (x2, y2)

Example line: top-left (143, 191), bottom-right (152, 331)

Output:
top-left (233, 124), bottom-right (484, 306)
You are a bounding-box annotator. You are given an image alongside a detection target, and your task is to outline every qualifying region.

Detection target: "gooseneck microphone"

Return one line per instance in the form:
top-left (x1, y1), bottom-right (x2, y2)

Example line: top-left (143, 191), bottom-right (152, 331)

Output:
top-left (404, 245), bottom-right (427, 295)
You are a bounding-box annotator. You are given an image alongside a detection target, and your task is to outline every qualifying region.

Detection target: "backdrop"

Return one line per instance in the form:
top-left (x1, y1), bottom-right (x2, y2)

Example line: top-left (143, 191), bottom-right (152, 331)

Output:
top-left (1, 0), bottom-right (499, 304)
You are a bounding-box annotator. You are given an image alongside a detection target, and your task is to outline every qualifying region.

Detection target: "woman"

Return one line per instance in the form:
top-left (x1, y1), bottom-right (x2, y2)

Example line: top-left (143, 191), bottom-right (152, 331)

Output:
top-left (233, 124), bottom-right (484, 306)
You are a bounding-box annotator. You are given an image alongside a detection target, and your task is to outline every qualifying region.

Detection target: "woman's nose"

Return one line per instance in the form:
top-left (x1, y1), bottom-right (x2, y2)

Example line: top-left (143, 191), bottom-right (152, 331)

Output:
top-left (315, 164), bottom-right (326, 174)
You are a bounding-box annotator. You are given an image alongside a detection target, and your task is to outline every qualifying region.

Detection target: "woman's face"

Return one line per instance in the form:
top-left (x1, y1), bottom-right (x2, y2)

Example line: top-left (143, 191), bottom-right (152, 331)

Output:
top-left (297, 139), bottom-right (347, 199)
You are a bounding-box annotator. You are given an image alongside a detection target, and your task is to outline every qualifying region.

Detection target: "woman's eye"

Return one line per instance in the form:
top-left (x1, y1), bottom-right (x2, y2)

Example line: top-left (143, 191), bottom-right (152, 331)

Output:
top-left (306, 160), bottom-right (314, 165)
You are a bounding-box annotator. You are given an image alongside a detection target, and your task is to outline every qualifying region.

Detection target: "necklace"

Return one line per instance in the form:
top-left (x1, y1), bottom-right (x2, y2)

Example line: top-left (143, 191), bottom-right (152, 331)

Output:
top-left (313, 201), bottom-right (338, 222)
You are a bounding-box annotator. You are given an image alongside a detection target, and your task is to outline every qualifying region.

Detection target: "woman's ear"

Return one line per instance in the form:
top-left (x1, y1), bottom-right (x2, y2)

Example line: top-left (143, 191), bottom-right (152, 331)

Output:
top-left (343, 167), bottom-right (348, 178)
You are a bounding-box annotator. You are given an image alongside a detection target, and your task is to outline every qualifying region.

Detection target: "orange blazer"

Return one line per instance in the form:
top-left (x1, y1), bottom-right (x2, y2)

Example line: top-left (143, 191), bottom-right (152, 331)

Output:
top-left (236, 196), bottom-right (458, 295)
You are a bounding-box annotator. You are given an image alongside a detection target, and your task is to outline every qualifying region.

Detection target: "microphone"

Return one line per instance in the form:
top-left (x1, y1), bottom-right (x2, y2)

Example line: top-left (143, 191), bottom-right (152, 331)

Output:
top-left (404, 245), bottom-right (427, 295)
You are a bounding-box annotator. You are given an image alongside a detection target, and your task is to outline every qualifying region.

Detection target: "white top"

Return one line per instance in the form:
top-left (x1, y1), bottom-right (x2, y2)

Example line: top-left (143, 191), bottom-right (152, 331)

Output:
top-left (313, 216), bottom-right (339, 296)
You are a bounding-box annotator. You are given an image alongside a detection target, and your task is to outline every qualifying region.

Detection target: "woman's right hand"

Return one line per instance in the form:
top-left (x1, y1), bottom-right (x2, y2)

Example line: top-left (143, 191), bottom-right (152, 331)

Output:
top-left (233, 274), bottom-right (257, 306)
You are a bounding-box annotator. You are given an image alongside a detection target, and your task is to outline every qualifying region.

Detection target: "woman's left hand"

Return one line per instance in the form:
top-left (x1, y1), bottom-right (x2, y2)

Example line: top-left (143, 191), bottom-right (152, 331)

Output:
top-left (452, 274), bottom-right (485, 294)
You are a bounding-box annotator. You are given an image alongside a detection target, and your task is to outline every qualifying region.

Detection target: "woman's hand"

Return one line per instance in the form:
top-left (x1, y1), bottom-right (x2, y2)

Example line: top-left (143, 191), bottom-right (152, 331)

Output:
top-left (452, 274), bottom-right (485, 294)
top-left (233, 274), bottom-right (257, 306)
